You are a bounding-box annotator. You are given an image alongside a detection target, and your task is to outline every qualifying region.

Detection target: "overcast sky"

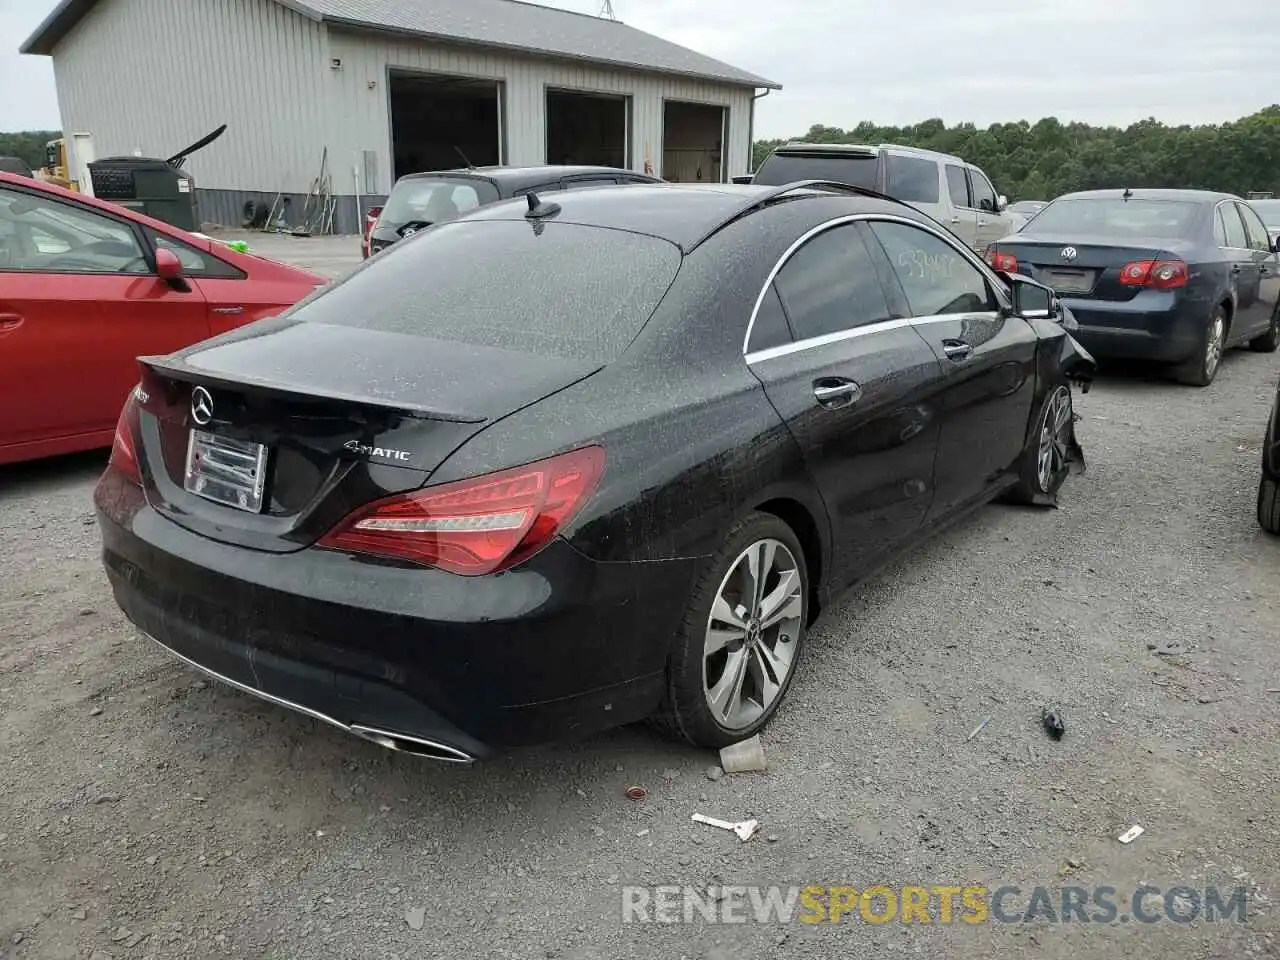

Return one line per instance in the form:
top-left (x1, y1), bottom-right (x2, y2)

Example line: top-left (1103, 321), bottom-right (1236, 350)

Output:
top-left (2, 0), bottom-right (1278, 137)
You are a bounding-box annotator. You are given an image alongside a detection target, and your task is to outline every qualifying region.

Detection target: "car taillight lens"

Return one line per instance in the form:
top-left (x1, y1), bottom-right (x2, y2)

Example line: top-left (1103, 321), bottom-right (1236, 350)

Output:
top-left (988, 251), bottom-right (1018, 273)
top-left (108, 389), bottom-right (143, 486)
top-left (364, 207), bottom-right (382, 238)
top-left (318, 446), bottom-right (606, 575)
top-left (1119, 259), bottom-right (1187, 289)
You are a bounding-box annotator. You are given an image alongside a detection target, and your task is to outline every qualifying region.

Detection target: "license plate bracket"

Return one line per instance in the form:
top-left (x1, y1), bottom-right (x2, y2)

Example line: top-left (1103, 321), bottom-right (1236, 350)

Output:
top-left (1045, 269), bottom-right (1094, 294)
top-left (184, 429), bottom-right (269, 513)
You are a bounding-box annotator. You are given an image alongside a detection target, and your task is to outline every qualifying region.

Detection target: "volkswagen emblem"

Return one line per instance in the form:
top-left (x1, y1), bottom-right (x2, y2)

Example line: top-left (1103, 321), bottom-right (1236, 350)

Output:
top-left (1060, 246), bottom-right (1078, 261)
top-left (190, 386), bottom-right (214, 426)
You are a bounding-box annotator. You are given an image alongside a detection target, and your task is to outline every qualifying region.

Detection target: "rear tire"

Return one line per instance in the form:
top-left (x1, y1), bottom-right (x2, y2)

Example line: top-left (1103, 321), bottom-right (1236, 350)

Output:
top-left (650, 512), bottom-right (808, 749)
top-left (1009, 384), bottom-right (1074, 505)
top-left (1260, 476), bottom-right (1280, 535)
top-left (1248, 308), bottom-right (1279, 353)
top-left (1173, 306), bottom-right (1227, 386)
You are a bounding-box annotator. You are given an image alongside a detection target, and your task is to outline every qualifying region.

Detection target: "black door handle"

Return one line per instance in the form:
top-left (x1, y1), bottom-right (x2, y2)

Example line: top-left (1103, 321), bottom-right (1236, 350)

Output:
top-left (1231, 264), bottom-right (1242, 275)
top-left (812, 377), bottom-right (861, 409)
top-left (942, 339), bottom-right (973, 361)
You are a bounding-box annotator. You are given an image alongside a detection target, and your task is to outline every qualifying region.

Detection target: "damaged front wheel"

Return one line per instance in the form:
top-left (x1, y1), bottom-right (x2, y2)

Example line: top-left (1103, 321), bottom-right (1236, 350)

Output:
top-left (1009, 383), bottom-right (1081, 506)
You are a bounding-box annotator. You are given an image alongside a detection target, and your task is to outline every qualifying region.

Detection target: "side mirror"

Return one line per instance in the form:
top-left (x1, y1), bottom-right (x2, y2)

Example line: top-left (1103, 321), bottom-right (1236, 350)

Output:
top-left (1273, 235), bottom-right (1280, 253)
top-left (154, 247), bottom-right (184, 281)
top-left (1009, 275), bottom-right (1057, 319)
top-left (997, 194), bottom-right (1009, 212)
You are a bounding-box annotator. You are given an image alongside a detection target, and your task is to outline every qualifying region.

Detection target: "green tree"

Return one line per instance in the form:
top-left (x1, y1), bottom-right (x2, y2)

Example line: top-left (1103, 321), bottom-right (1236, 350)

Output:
top-left (0, 130), bottom-right (60, 171)
top-left (752, 107), bottom-right (1280, 200)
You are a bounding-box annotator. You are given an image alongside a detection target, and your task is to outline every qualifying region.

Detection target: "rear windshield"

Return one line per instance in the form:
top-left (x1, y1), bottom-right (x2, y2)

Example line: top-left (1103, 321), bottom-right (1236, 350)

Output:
top-left (1251, 200), bottom-right (1280, 228)
top-left (752, 152), bottom-right (879, 189)
top-left (1027, 198), bottom-right (1201, 239)
top-left (379, 177), bottom-right (500, 227)
top-left (296, 220), bottom-right (682, 364)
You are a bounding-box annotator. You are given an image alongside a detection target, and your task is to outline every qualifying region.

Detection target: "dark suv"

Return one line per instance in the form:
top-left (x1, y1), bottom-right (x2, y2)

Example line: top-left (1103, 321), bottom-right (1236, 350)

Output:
top-left (363, 165), bottom-right (662, 258)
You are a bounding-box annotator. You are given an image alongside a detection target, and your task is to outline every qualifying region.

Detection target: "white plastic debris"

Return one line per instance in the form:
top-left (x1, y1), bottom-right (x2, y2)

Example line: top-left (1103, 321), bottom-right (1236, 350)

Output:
top-left (691, 813), bottom-right (760, 842)
top-left (1117, 825), bottom-right (1144, 844)
top-left (719, 735), bottom-right (767, 773)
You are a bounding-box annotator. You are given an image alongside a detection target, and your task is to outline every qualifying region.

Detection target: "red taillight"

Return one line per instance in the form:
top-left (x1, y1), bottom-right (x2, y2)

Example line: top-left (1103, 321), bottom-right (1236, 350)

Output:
top-left (1119, 259), bottom-right (1187, 289)
top-left (318, 446), bottom-right (606, 575)
top-left (364, 206), bottom-right (382, 239)
top-left (108, 389), bottom-right (143, 486)
top-left (988, 251), bottom-right (1019, 273)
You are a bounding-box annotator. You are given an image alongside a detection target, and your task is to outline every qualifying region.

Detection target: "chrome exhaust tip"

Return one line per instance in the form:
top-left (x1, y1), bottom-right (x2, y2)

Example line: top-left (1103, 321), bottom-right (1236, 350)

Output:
top-left (350, 725), bottom-right (475, 764)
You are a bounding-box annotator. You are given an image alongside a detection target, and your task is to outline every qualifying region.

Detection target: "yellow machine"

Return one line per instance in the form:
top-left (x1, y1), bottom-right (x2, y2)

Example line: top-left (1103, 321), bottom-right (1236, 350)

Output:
top-left (43, 137), bottom-right (77, 190)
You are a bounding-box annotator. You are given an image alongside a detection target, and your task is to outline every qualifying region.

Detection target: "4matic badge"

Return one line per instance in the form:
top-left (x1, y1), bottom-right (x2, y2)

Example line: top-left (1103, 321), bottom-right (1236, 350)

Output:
top-left (343, 440), bottom-right (412, 463)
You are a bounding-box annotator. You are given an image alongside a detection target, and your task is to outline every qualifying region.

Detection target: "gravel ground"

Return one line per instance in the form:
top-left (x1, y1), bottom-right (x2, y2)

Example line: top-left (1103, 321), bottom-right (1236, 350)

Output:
top-left (2, 237), bottom-right (1279, 959)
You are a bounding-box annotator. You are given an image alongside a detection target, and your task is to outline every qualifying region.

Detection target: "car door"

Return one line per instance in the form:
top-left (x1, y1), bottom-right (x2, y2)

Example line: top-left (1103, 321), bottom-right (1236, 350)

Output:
top-left (1236, 201), bottom-right (1280, 337)
top-left (744, 219), bottom-right (944, 587)
top-left (967, 168), bottom-right (1008, 254)
top-left (864, 217), bottom-right (1039, 521)
top-left (1218, 201), bottom-right (1262, 336)
top-left (0, 184), bottom-right (209, 451)
top-left (943, 162), bottom-right (979, 250)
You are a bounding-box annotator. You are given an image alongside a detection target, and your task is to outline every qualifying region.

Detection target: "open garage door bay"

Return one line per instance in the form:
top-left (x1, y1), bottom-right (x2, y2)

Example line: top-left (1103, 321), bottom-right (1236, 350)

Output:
top-left (662, 101), bottom-right (728, 184)
top-left (390, 72), bottom-right (503, 179)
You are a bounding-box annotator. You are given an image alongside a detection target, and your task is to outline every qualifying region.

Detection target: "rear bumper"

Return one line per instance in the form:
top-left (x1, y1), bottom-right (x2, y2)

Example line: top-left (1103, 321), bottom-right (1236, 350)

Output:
top-left (95, 470), bottom-right (698, 759)
top-left (1063, 292), bottom-right (1205, 363)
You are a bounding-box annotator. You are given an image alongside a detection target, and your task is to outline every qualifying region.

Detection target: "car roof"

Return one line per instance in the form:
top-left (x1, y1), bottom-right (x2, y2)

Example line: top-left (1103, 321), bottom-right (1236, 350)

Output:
top-left (458, 182), bottom-right (933, 253)
top-left (772, 141), bottom-right (967, 165)
top-left (1055, 188), bottom-right (1239, 203)
top-left (396, 165), bottom-right (657, 190)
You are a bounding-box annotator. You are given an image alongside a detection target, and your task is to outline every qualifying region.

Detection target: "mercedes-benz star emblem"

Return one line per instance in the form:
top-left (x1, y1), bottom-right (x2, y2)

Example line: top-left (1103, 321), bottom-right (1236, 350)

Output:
top-left (402, 227), bottom-right (417, 237)
top-left (1060, 246), bottom-right (1078, 261)
top-left (191, 386), bottom-right (214, 426)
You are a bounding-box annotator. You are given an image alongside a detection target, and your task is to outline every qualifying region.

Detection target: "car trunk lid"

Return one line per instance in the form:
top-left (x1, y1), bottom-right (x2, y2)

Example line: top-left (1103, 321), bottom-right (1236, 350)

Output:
top-left (135, 317), bottom-right (601, 553)
top-left (994, 234), bottom-right (1195, 301)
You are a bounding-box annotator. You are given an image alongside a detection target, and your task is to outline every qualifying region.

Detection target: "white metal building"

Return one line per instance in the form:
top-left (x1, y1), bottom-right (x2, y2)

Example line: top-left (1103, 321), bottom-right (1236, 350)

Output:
top-left (21, 0), bottom-right (780, 233)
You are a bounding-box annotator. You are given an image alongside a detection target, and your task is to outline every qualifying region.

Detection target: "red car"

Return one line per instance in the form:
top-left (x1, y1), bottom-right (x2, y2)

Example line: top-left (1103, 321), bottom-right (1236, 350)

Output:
top-left (0, 172), bottom-right (325, 465)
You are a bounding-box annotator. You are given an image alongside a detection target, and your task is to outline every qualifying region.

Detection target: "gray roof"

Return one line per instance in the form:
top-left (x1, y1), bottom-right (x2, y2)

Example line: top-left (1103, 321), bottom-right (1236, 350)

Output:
top-left (21, 0), bottom-right (780, 89)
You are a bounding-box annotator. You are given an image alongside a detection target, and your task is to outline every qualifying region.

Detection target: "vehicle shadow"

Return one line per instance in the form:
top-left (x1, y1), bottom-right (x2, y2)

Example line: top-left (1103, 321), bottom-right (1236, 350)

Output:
top-left (0, 449), bottom-right (108, 501)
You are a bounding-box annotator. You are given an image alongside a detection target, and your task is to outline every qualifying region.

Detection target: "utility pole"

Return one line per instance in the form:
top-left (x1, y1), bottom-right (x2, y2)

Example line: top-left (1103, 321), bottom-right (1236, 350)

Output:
top-left (599, 0), bottom-right (616, 20)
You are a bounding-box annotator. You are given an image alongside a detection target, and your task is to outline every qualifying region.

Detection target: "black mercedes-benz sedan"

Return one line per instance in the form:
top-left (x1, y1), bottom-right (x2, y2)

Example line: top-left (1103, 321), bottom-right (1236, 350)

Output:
top-left (986, 189), bottom-right (1280, 386)
top-left (96, 181), bottom-right (1095, 761)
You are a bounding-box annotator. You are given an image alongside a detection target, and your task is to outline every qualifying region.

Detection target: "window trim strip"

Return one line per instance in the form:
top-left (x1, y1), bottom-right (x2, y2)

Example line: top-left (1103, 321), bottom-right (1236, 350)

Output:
top-left (742, 212), bottom-right (1009, 362)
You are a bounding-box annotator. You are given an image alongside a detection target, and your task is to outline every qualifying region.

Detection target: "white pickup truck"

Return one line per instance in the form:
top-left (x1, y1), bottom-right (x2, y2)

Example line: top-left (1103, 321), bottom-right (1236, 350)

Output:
top-left (745, 142), bottom-right (1016, 254)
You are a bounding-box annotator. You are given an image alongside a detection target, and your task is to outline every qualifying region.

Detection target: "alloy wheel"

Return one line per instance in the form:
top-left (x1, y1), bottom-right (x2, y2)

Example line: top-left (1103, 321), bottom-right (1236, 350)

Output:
top-left (1204, 314), bottom-right (1226, 379)
top-left (1037, 386), bottom-right (1073, 493)
top-left (702, 538), bottom-right (804, 731)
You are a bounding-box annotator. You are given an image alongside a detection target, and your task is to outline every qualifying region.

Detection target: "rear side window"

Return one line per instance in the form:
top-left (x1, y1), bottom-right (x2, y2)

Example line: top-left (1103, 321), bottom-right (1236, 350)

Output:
top-left (868, 221), bottom-right (995, 317)
top-left (886, 155), bottom-right (940, 204)
top-left (752, 152), bottom-right (879, 189)
top-left (773, 223), bottom-right (893, 340)
top-left (747, 284), bottom-right (793, 353)
top-left (295, 220), bottom-right (681, 364)
top-left (1219, 203), bottom-right (1249, 248)
top-left (1213, 208), bottom-right (1229, 246)
top-left (945, 165), bottom-right (970, 207)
